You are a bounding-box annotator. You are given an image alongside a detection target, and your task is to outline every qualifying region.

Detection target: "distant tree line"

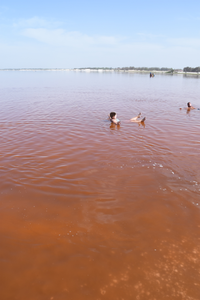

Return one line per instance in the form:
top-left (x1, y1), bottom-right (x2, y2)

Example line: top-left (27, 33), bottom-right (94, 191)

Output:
top-left (183, 66), bottom-right (200, 73)
top-left (116, 66), bottom-right (172, 71)
top-left (77, 67), bottom-right (174, 71)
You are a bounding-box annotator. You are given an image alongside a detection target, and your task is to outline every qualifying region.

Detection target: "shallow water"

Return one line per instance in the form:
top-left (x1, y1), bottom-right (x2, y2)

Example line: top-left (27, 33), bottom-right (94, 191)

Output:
top-left (0, 71), bottom-right (200, 300)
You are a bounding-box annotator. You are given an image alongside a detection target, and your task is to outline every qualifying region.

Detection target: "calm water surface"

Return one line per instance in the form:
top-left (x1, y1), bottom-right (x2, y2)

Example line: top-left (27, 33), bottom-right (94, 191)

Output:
top-left (0, 71), bottom-right (200, 300)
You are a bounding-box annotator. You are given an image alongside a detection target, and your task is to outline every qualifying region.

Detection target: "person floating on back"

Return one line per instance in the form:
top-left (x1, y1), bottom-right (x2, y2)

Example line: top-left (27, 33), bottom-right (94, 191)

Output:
top-left (109, 112), bottom-right (146, 125)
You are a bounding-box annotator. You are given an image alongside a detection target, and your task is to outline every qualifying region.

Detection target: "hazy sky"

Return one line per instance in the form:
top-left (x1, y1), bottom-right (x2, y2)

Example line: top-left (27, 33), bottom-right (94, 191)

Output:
top-left (0, 0), bottom-right (200, 68)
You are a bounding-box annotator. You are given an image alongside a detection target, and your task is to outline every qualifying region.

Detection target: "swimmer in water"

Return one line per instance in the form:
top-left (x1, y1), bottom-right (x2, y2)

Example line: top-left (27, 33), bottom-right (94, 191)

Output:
top-left (187, 102), bottom-right (196, 109)
top-left (109, 112), bottom-right (146, 124)
top-left (180, 102), bottom-right (196, 110)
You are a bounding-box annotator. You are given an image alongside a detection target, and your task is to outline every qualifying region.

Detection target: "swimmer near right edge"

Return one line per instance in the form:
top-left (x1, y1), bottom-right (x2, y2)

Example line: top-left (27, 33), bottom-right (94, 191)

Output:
top-left (180, 102), bottom-right (198, 110)
top-left (109, 112), bottom-right (146, 125)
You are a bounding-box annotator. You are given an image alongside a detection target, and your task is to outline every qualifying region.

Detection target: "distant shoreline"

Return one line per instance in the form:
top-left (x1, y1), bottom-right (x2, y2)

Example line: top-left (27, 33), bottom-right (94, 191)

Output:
top-left (73, 69), bottom-right (200, 76)
top-left (0, 68), bottom-right (200, 76)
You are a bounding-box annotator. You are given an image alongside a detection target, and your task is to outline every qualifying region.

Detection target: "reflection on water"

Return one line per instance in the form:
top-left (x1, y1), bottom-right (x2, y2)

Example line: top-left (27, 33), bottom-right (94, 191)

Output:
top-left (0, 71), bottom-right (200, 300)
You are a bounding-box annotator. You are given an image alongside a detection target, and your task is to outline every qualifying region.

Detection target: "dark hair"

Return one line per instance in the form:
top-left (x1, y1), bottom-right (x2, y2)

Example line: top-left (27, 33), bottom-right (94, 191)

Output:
top-left (110, 112), bottom-right (116, 119)
top-left (187, 102), bottom-right (191, 107)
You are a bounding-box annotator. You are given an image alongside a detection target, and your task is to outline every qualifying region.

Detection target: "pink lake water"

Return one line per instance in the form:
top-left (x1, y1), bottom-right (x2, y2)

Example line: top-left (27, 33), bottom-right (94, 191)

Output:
top-left (0, 70), bottom-right (200, 300)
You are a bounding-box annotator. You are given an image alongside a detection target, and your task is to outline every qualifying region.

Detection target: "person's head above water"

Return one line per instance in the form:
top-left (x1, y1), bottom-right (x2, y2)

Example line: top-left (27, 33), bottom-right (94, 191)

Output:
top-left (187, 102), bottom-right (192, 107)
top-left (110, 112), bottom-right (116, 119)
